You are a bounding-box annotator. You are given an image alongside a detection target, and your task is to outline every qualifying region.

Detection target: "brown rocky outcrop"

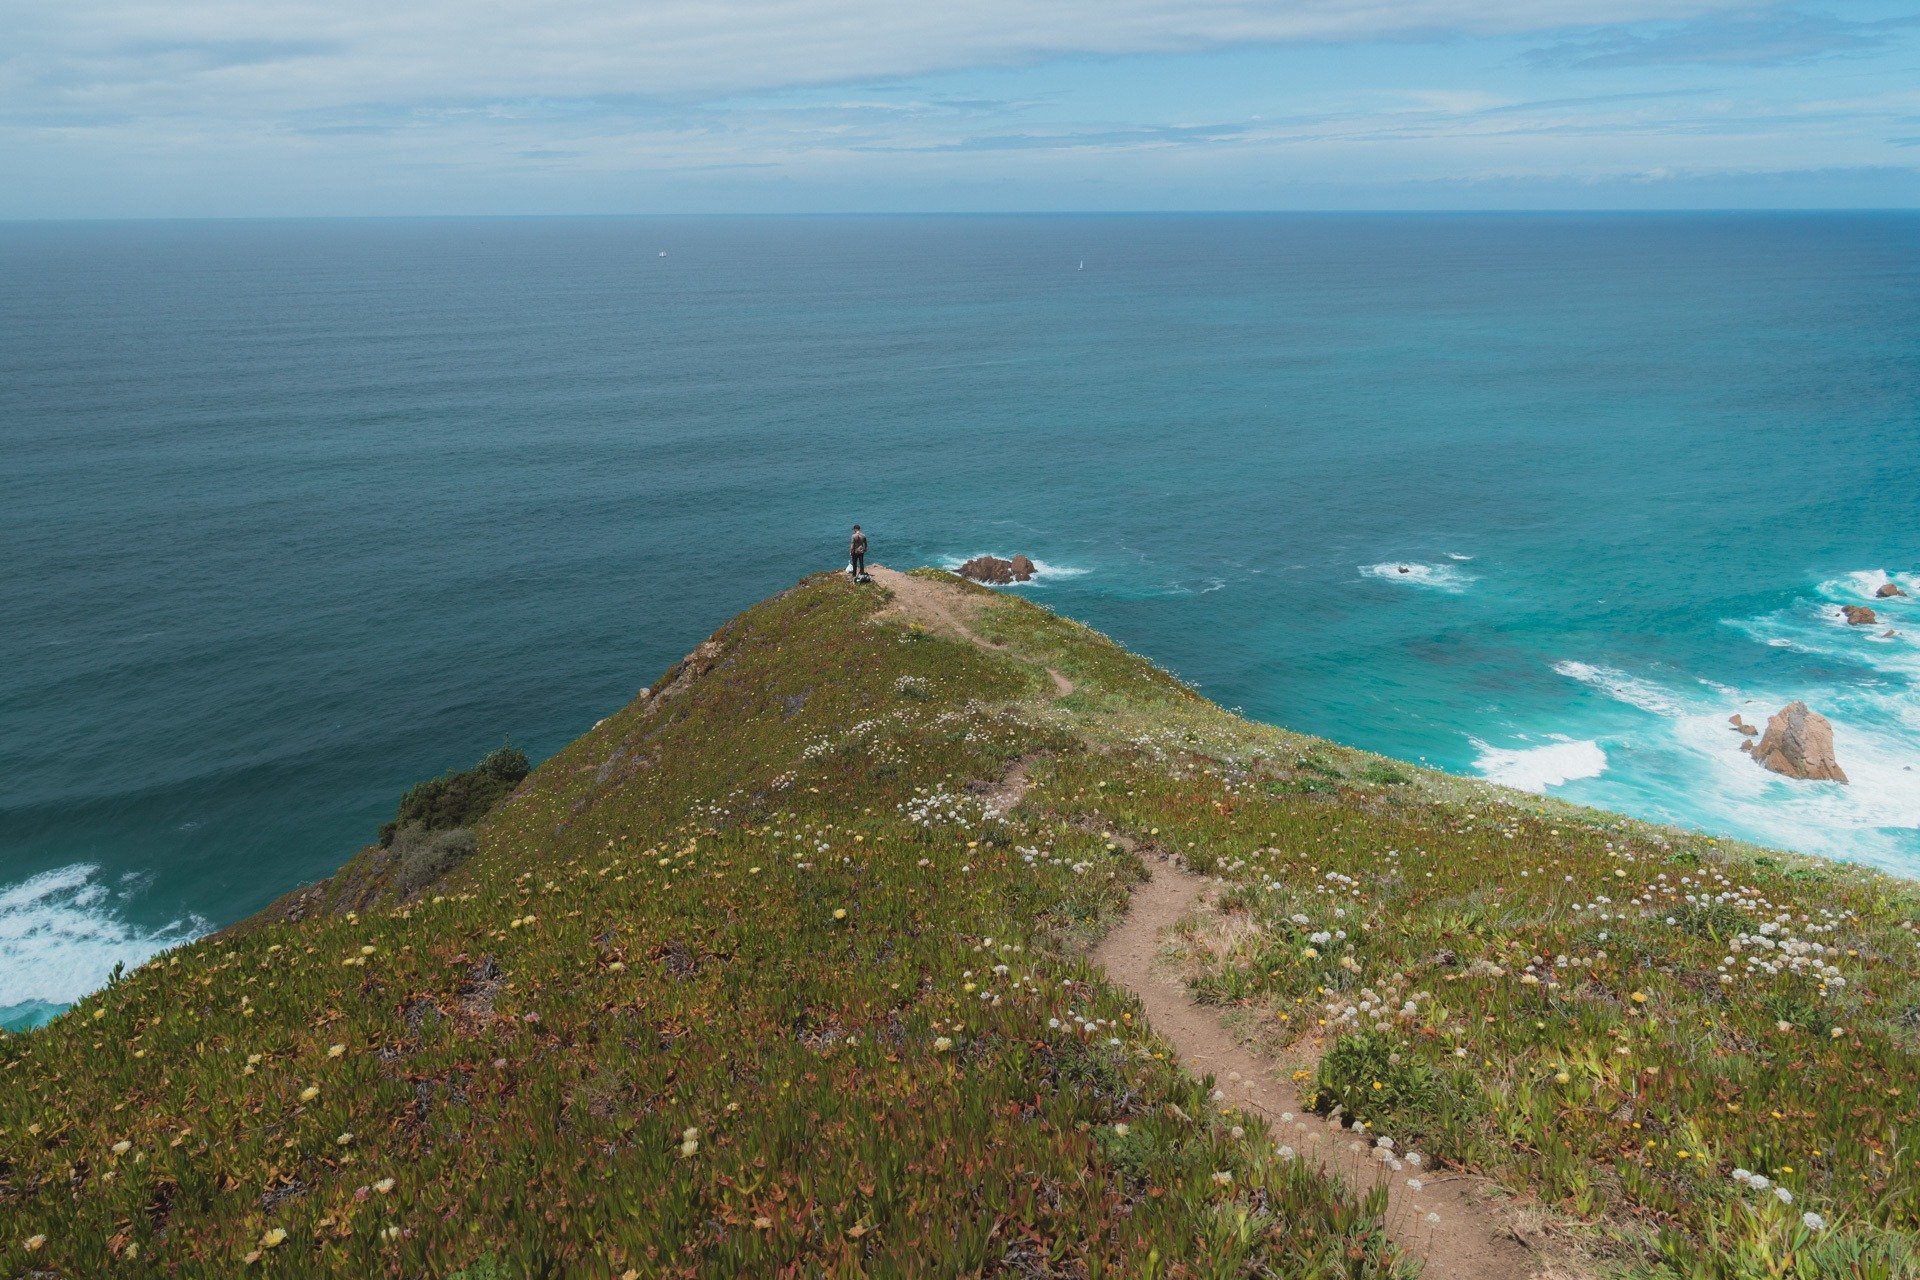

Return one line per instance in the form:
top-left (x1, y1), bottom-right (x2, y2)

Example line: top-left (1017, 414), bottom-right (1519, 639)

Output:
top-left (1877, 581), bottom-right (1907, 599)
top-left (957, 555), bottom-right (1038, 585)
top-left (958, 556), bottom-right (1014, 585)
top-left (1843, 605), bottom-right (1877, 626)
top-left (1729, 715), bottom-right (1758, 736)
top-left (1751, 701), bottom-right (1848, 784)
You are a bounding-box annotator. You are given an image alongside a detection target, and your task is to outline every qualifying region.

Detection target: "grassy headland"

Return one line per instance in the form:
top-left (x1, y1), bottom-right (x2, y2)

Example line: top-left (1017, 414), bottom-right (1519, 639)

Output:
top-left (4, 571), bottom-right (1917, 1278)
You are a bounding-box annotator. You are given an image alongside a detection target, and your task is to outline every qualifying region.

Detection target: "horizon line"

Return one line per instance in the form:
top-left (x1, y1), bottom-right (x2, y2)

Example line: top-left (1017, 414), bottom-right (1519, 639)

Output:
top-left (7, 206), bottom-right (1920, 226)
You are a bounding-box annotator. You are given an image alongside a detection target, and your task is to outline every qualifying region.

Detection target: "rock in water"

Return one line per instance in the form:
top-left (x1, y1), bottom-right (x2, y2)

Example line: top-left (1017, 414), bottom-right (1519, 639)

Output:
top-left (1751, 701), bottom-right (1848, 783)
top-left (957, 556), bottom-right (1015, 585)
top-left (1009, 555), bottom-right (1037, 582)
top-left (1842, 605), bottom-right (1877, 626)
top-left (1876, 581), bottom-right (1907, 599)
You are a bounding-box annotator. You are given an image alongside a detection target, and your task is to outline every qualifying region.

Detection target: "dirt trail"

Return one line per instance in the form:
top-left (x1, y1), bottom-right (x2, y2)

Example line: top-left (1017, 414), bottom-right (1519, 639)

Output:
top-left (868, 563), bottom-right (1075, 703)
top-left (867, 564), bottom-right (993, 648)
top-left (867, 562), bottom-right (1567, 1277)
top-left (1093, 842), bottom-right (1562, 1280)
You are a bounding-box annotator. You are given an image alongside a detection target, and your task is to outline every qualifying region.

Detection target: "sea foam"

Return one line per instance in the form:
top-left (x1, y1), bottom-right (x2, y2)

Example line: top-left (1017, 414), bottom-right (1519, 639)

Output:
top-left (1359, 561), bottom-right (1476, 593)
top-left (1471, 738), bottom-right (1607, 792)
top-left (937, 554), bottom-right (1089, 586)
top-left (0, 864), bottom-right (205, 1028)
top-left (1544, 574), bottom-right (1920, 870)
top-left (1552, 661), bottom-right (1689, 718)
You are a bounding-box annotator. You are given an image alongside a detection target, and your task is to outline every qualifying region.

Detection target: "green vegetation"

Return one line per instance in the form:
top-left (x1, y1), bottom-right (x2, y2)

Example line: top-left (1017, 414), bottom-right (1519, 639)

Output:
top-left (0, 576), bottom-right (1401, 1278)
top-left (389, 824), bottom-right (478, 898)
top-left (378, 745), bottom-right (529, 846)
top-left (1040, 723), bottom-right (1920, 1277)
top-left (7, 569), bottom-right (1918, 1278)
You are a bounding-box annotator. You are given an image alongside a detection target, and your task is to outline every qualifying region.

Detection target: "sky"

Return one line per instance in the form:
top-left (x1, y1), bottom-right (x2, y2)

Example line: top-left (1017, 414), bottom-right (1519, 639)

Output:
top-left (4, 0), bottom-right (1920, 216)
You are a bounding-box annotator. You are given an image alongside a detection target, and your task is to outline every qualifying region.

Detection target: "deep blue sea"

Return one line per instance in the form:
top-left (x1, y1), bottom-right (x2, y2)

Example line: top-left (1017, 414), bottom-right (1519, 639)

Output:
top-left (5, 213), bottom-right (1918, 1028)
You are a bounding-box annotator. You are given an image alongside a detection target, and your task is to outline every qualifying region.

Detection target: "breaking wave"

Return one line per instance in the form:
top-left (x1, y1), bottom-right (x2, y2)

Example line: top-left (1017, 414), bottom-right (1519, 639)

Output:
top-left (1536, 571), bottom-right (1920, 870)
top-left (1472, 738), bottom-right (1608, 792)
top-left (1359, 561), bottom-right (1476, 593)
top-left (0, 864), bottom-right (206, 1029)
top-left (936, 554), bottom-right (1090, 586)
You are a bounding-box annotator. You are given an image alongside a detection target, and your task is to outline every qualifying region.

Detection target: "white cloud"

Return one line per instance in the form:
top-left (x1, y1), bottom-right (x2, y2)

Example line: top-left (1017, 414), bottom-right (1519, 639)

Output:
top-left (9, 0), bottom-right (1752, 117)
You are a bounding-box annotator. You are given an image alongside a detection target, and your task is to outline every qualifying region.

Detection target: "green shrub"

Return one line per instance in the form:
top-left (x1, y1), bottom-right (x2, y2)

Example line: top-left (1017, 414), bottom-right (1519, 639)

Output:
top-left (477, 744), bottom-right (530, 782)
top-left (393, 825), bottom-right (478, 897)
top-left (379, 743), bottom-right (529, 845)
top-left (1311, 1030), bottom-right (1440, 1134)
top-left (1672, 899), bottom-right (1748, 939)
top-left (1297, 751), bottom-right (1343, 778)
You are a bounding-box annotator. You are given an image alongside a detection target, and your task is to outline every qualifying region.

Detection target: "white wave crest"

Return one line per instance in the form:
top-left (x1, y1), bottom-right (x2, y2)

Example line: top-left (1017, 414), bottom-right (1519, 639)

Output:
top-left (1733, 599), bottom-right (1920, 681)
top-left (1836, 569), bottom-right (1917, 603)
top-left (0, 864), bottom-right (205, 1021)
top-left (1472, 738), bottom-right (1607, 793)
top-left (1552, 660), bottom-right (1689, 717)
top-left (1359, 561), bottom-right (1475, 593)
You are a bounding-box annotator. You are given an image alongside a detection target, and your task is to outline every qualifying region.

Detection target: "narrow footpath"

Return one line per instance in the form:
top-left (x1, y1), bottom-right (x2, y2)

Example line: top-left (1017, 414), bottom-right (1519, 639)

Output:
top-left (1093, 847), bottom-right (1565, 1280)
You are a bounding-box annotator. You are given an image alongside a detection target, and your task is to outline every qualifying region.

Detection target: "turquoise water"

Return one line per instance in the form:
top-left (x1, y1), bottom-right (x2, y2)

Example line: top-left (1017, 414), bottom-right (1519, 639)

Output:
top-left (4, 213), bottom-right (1918, 1028)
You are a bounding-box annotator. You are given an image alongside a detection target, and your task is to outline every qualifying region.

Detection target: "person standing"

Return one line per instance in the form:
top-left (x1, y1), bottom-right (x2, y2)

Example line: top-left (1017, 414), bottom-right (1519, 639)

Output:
top-left (849, 525), bottom-right (868, 580)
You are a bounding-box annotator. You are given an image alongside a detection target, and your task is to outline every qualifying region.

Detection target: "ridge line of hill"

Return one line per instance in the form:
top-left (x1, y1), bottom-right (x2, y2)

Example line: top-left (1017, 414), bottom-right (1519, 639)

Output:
top-left (7, 568), bottom-right (1919, 1279)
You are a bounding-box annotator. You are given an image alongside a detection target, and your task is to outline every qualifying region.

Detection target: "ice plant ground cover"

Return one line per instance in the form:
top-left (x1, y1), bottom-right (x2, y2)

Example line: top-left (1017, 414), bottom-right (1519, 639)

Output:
top-left (0, 575), bottom-right (1402, 1278)
top-left (6, 569), bottom-right (1920, 1277)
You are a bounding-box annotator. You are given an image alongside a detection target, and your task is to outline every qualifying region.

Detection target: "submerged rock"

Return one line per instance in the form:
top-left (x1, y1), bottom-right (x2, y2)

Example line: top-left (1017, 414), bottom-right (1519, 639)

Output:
top-left (1842, 605), bottom-right (1877, 626)
top-left (1751, 701), bottom-right (1848, 784)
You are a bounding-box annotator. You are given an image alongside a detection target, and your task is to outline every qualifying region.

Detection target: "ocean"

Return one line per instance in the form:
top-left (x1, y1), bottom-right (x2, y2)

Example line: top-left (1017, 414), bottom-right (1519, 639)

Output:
top-left (4, 213), bottom-right (1917, 1029)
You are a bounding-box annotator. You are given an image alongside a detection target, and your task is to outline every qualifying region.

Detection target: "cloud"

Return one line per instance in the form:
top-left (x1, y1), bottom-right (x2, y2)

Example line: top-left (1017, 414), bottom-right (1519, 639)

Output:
top-left (3, 0), bottom-right (1915, 215)
top-left (6, 0), bottom-right (1754, 123)
top-left (864, 122), bottom-right (1250, 153)
top-left (1527, 7), bottom-right (1920, 69)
